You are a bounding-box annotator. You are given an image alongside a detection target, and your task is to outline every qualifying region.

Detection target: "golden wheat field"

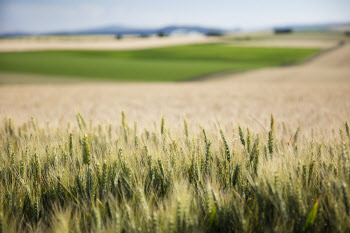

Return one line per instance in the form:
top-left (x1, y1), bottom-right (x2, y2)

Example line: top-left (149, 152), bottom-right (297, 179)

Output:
top-left (0, 33), bottom-right (350, 233)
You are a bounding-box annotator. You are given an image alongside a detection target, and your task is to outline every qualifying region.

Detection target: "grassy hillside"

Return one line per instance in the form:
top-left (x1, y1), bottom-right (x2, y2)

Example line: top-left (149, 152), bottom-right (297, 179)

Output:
top-left (0, 44), bottom-right (319, 81)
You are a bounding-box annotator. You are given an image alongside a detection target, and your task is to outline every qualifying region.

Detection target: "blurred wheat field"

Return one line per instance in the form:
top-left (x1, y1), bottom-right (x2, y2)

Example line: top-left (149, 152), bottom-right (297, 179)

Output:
top-left (1, 41), bottom-right (349, 133)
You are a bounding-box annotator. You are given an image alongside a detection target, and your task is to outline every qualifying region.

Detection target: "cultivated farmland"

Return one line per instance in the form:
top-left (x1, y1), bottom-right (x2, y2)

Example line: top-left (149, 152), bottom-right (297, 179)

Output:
top-left (0, 44), bottom-right (319, 81)
top-left (0, 32), bottom-right (350, 233)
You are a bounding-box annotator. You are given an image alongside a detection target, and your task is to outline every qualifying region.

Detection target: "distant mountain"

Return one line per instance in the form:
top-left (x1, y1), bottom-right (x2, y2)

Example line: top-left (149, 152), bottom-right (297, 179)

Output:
top-left (66, 25), bottom-right (133, 35)
top-left (0, 25), bottom-right (232, 38)
top-left (0, 31), bottom-right (32, 38)
top-left (3, 21), bottom-right (347, 38)
top-left (156, 25), bottom-right (228, 35)
top-left (274, 22), bottom-right (350, 32)
top-left (53, 25), bottom-right (231, 36)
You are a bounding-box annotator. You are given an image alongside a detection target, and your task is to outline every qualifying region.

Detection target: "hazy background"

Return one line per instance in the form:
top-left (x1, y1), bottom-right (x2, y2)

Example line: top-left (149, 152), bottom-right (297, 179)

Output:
top-left (1, 0), bottom-right (350, 33)
top-left (0, 0), bottom-right (350, 131)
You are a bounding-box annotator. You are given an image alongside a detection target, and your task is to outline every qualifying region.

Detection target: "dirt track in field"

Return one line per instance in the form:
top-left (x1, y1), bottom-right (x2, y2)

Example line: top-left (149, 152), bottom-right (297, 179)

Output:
top-left (0, 35), bottom-right (217, 52)
top-left (0, 32), bottom-right (343, 52)
top-left (0, 37), bottom-right (349, 134)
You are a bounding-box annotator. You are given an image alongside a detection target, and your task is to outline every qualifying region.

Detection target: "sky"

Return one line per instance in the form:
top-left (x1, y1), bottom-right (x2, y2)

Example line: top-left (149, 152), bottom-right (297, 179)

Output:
top-left (0, 0), bottom-right (350, 33)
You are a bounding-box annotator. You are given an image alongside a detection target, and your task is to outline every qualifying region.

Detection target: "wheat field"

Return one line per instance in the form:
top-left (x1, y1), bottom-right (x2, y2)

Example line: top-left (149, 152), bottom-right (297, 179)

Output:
top-left (0, 34), bottom-right (350, 232)
top-left (1, 113), bottom-right (349, 233)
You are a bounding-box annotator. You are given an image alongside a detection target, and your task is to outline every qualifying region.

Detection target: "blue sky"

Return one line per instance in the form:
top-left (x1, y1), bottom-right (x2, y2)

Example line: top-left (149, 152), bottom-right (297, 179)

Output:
top-left (0, 0), bottom-right (349, 33)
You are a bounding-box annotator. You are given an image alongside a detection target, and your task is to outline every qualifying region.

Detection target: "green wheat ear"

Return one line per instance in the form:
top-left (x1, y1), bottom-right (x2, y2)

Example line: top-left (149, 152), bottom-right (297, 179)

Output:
top-left (76, 113), bottom-right (86, 131)
top-left (176, 200), bottom-right (183, 232)
top-left (152, 212), bottom-right (160, 233)
top-left (69, 133), bottom-right (73, 157)
top-left (101, 160), bottom-right (108, 198)
top-left (293, 127), bottom-right (300, 145)
top-left (20, 160), bottom-right (25, 177)
top-left (270, 114), bottom-right (275, 132)
top-left (121, 111), bottom-right (126, 128)
top-left (268, 114), bottom-right (275, 155)
top-left (238, 126), bottom-right (245, 147)
top-left (345, 121), bottom-right (350, 139)
top-left (34, 153), bottom-right (40, 182)
top-left (184, 119), bottom-right (189, 138)
top-left (33, 197), bottom-right (39, 223)
top-left (92, 207), bottom-right (102, 232)
top-left (82, 134), bottom-right (92, 200)
top-left (82, 134), bottom-right (91, 166)
top-left (268, 131), bottom-right (274, 154)
top-left (246, 128), bottom-right (251, 153)
top-left (161, 116), bottom-right (165, 135)
top-left (201, 128), bottom-right (211, 175)
top-left (251, 136), bottom-right (260, 176)
top-left (220, 129), bottom-right (231, 163)
top-left (168, 215), bottom-right (175, 233)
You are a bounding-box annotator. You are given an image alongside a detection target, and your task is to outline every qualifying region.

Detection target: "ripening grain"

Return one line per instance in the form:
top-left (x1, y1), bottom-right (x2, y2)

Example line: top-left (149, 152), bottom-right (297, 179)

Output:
top-left (0, 114), bottom-right (349, 233)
